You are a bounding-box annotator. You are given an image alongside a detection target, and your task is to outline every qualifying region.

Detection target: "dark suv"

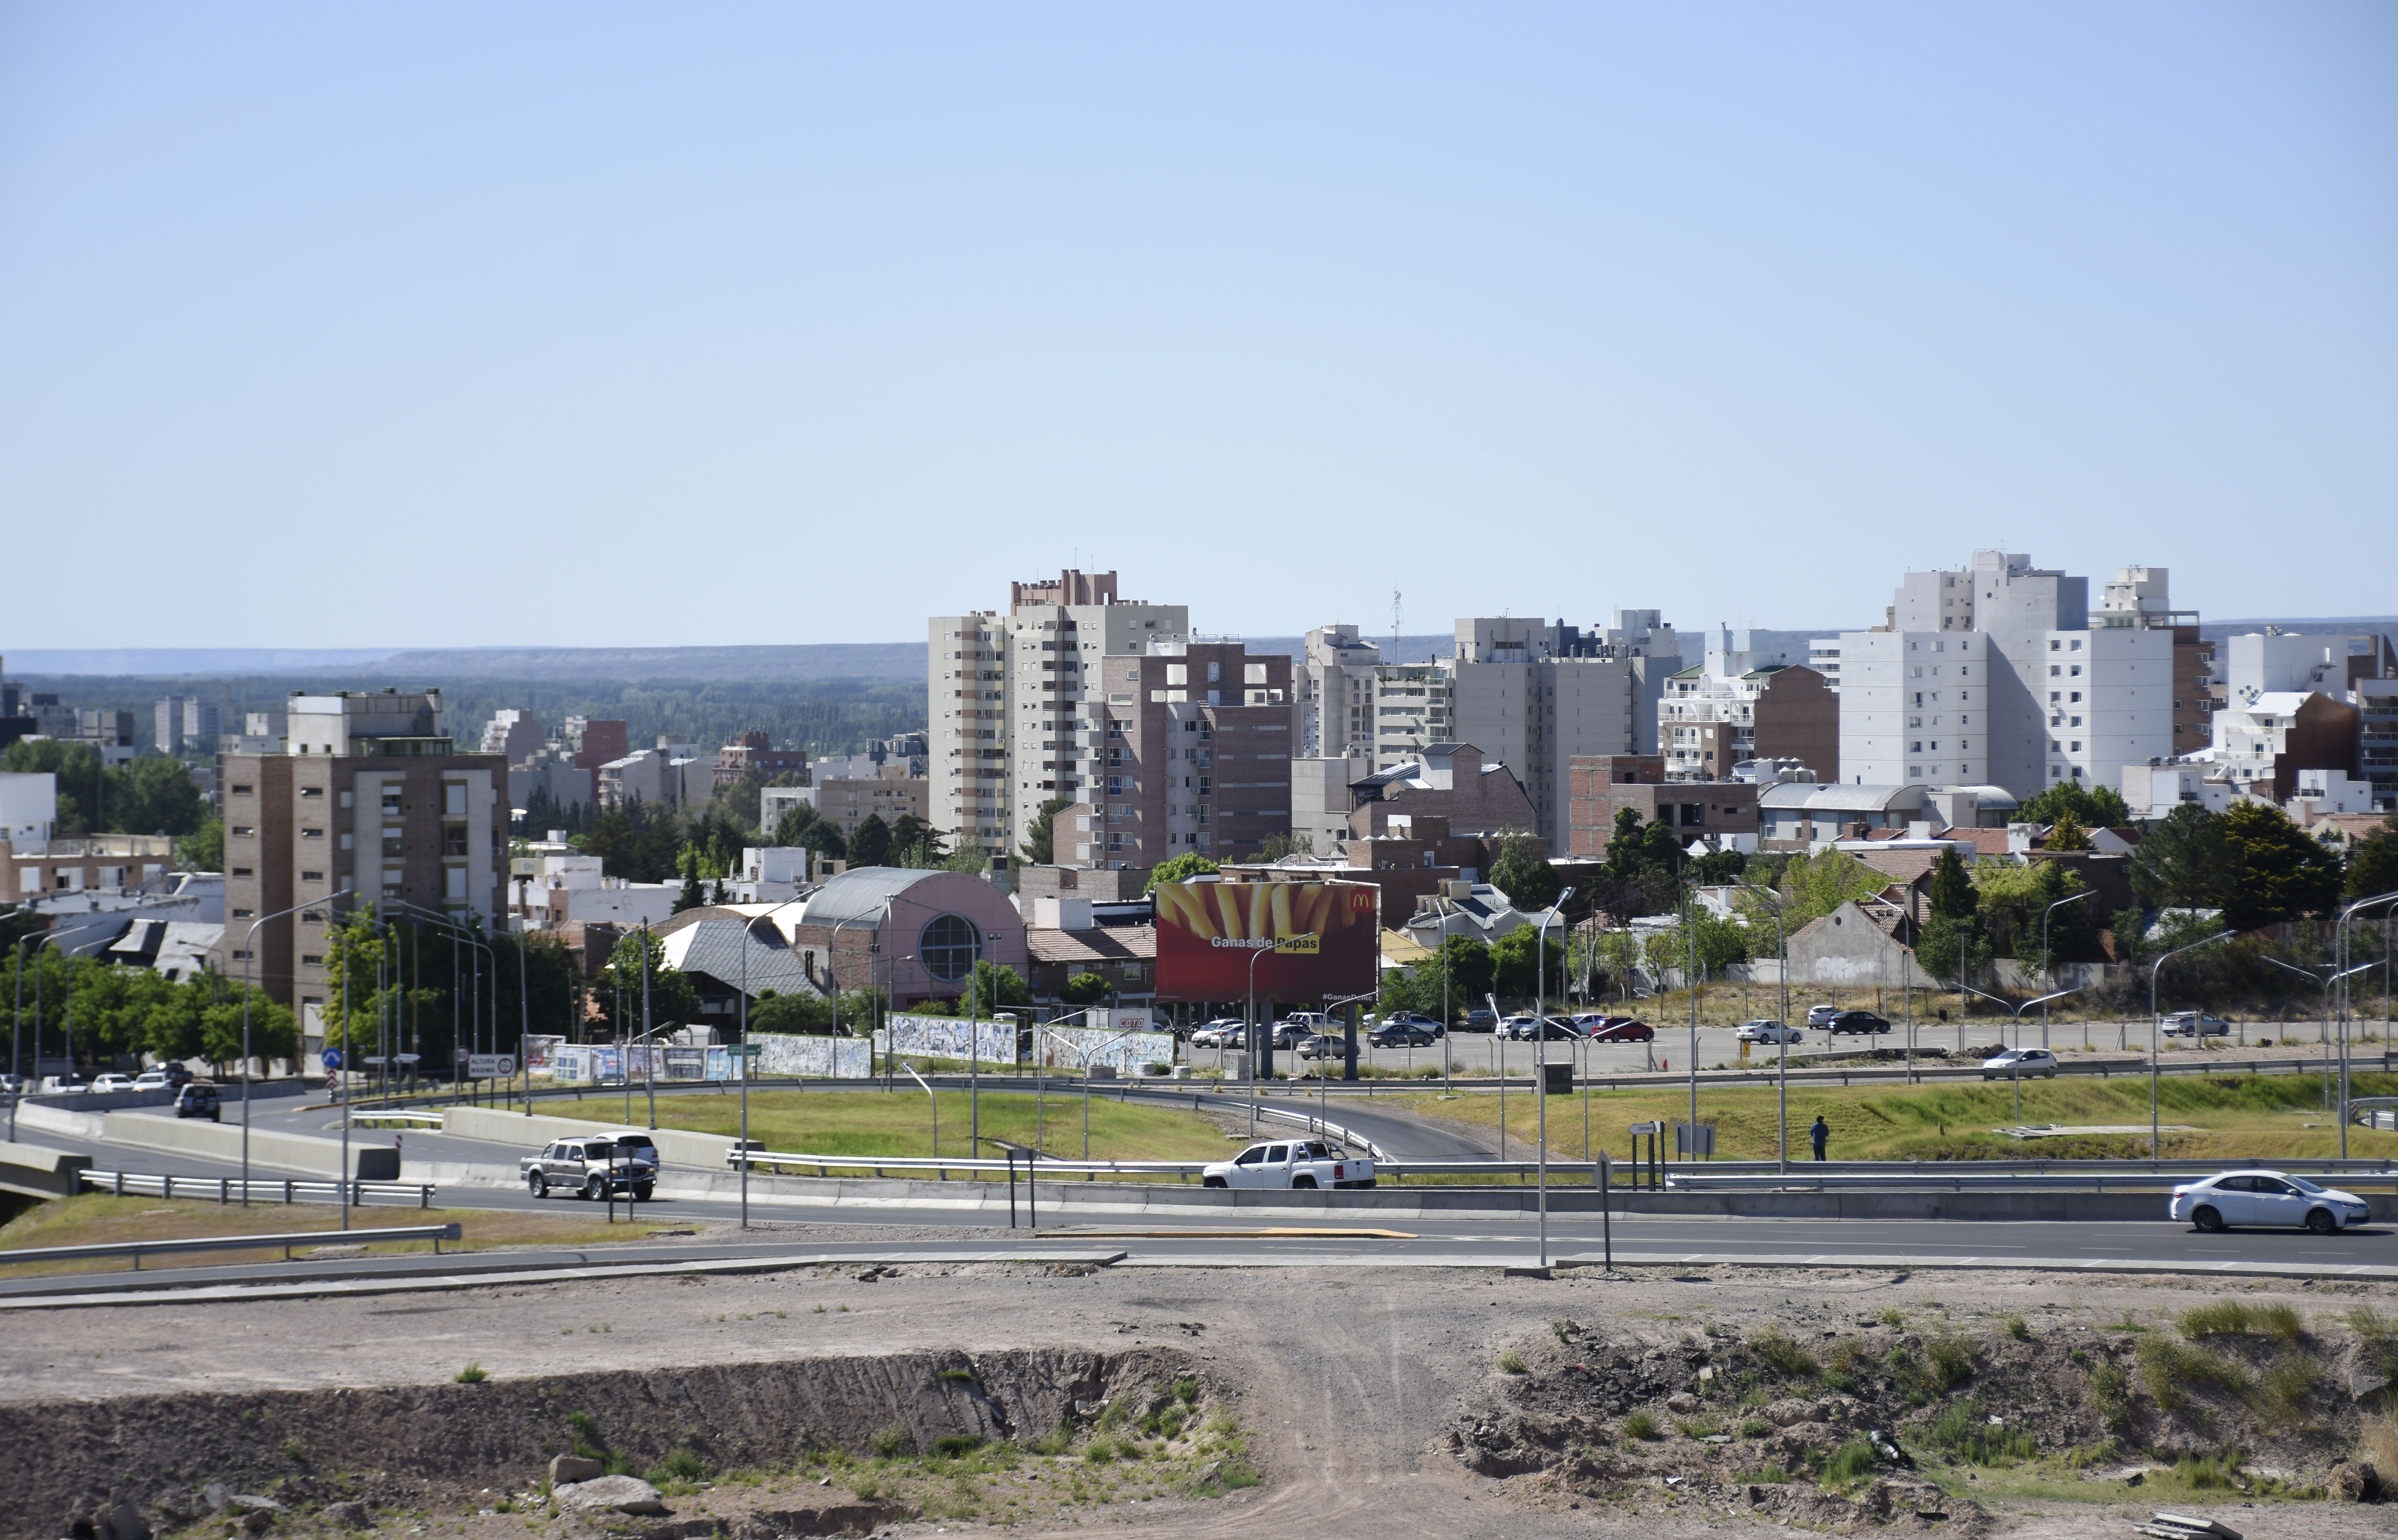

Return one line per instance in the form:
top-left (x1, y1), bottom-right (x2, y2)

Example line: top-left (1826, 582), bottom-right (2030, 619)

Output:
top-left (1825, 1010), bottom-right (1893, 1036)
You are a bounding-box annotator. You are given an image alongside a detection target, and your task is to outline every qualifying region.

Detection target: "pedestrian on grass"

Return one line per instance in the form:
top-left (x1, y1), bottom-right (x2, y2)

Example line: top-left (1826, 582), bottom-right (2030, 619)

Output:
top-left (1810, 1115), bottom-right (1829, 1162)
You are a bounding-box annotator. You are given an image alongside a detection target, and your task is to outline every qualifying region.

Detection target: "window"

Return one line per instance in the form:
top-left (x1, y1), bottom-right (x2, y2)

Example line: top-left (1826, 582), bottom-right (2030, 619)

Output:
top-left (300, 786), bottom-right (324, 799)
top-left (2070, 691), bottom-right (2081, 703)
top-left (232, 907), bottom-right (254, 918)
top-left (302, 870), bottom-right (324, 882)
top-left (232, 866), bottom-right (253, 878)
top-left (1245, 663), bottom-right (1268, 685)
top-left (383, 826), bottom-right (404, 857)
top-left (301, 954), bottom-right (323, 966)
top-left (444, 825), bottom-right (469, 857)
top-left (443, 782), bottom-right (468, 817)
top-left (919, 913), bottom-right (982, 982)
top-left (1166, 664), bottom-right (1188, 686)
top-left (232, 826), bottom-right (255, 837)
top-left (231, 784), bottom-right (253, 796)
top-left (381, 788), bottom-right (403, 817)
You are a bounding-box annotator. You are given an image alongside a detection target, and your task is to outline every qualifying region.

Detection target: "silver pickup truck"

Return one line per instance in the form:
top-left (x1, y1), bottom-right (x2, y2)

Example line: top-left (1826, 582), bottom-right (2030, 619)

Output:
top-left (522, 1134), bottom-right (657, 1201)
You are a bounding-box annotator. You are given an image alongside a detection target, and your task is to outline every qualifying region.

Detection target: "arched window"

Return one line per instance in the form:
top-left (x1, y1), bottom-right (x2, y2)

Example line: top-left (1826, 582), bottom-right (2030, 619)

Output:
top-left (919, 913), bottom-right (981, 982)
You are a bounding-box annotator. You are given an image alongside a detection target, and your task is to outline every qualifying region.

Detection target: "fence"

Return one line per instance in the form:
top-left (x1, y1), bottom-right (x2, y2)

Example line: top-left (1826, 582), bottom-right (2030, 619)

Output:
top-left (3, 1219), bottom-right (462, 1271)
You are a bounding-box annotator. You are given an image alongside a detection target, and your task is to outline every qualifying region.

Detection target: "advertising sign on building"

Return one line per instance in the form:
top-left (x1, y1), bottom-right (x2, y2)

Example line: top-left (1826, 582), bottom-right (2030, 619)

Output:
top-left (1152, 880), bottom-right (1379, 1002)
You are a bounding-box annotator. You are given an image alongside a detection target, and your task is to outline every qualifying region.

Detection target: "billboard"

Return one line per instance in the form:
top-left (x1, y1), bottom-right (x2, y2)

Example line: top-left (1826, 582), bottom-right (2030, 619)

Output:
top-left (1153, 880), bottom-right (1379, 1001)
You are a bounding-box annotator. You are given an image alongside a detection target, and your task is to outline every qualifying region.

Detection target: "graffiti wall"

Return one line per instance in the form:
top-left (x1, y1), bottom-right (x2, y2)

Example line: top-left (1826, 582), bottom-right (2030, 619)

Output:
top-left (874, 1013), bottom-right (1019, 1067)
top-left (1035, 1022), bottom-right (1175, 1075)
top-left (752, 1033), bottom-right (873, 1079)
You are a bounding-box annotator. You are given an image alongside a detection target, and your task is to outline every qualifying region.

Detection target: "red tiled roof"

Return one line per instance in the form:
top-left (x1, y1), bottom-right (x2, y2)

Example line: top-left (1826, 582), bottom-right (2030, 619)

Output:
top-left (1025, 925), bottom-right (1158, 966)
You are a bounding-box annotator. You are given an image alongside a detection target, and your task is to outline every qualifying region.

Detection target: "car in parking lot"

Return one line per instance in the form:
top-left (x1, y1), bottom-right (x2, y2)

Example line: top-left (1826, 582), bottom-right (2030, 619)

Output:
top-left (1582, 1018), bottom-right (1655, 1043)
top-left (2171, 1169), bottom-right (2370, 1233)
top-left (1502, 1015), bottom-right (1582, 1041)
top-left (1981, 1048), bottom-right (2059, 1079)
top-left (1266, 1018), bottom-right (1318, 1049)
top-left (1825, 1010), bottom-right (1893, 1036)
top-left (1377, 1011), bottom-right (1446, 1037)
top-left (2161, 1011), bottom-right (2232, 1038)
top-left (1189, 1019), bottom-right (1245, 1048)
top-left (1460, 1009), bottom-right (1500, 1033)
top-left (523, 1135), bottom-right (655, 1201)
top-left (1294, 1032), bottom-right (1353, 1061)
top-left (1804, 1004), bottom-right (1846, 1028)
top-left (174, 1082), bottom-right (221, 1121)
top-left (1736, 1020), bottom-right (1803, 1045)
top-left (1368, 1021), bottom-right (1439, 1048)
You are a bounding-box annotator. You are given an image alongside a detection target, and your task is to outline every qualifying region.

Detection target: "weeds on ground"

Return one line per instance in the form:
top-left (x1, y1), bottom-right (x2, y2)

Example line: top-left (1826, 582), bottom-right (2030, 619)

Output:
top-left (1498, 1350), bottom-right (1528, 1375)
top-left (1920, 1398), bottom-right (2035, 1466)
top-left (1748, 1326), bottom-right (1819, 1379)
top-left (2088, 1363), bottom-right (2130, 1434)
top-left (1821, 1440), bottom-right (1880, 1491)
top-left (1623, 1411), bottom-right (1663, 1442)
top-left (2136, 1336), bottom-right (2248, 1409)
top-left (2005, 1315), bottom-right (2031, 1342)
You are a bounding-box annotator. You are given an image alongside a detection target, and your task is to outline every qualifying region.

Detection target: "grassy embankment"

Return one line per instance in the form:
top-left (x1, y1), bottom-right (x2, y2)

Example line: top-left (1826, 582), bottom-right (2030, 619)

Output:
top-left (1397, 1070), bottom-right (2398, 1163)
top-left (0, 1193), bottom-right (651, 1280)
top-left (636, 1088), bottom-right (1237, 1173)
top-left (1591, 980), bottom-right (2391, 1040)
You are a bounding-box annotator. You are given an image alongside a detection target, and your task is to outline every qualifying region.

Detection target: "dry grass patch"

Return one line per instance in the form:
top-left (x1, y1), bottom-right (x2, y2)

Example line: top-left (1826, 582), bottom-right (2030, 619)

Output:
top-left (637, 1088), bottom-right (1235, 1169)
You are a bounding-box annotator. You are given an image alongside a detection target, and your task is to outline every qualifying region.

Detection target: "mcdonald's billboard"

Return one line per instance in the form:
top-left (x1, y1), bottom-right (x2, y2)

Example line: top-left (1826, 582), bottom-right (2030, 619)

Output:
top-left (1152, 880), bottom-right (1379, 1001)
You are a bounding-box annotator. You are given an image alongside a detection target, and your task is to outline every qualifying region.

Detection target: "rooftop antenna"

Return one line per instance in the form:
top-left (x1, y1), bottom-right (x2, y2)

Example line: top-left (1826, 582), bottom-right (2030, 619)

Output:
top-left (1391, 588), bottom-right (1403, 663)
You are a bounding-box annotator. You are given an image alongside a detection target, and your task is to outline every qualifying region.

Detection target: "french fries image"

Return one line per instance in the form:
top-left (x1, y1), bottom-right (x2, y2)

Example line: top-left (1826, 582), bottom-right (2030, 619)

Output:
top-left (1158, 881), bottom-right (1368, 945)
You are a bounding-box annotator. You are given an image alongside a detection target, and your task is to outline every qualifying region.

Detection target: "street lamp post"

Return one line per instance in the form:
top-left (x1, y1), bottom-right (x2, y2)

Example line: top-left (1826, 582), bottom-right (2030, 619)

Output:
top-left (733, 895), bottom-right (810, 1230)
top-left (1041, 1025), bottom-right (1135, 1162)
top-left (1535, 888), bottom-right (1574, 1270)
top-left (1956, 983), bottom-right (2083, 1126)
top-left (2338, 890), bottom-right (2398, 1160)
top-left (10, 933), bottom-right (39, 1138)
top-left (2151, 931), bottom-right (2236, 1163)
top-left (2262, 955), bottom-right (2379, 1153)
top-left (2040, 891), bottom-right (2094, 1051)
top-left (1246, 941), bottom-right (1277, 1139)
top-left (240, 894), bottom-right (330, 1206)
top-left (1736, 880), bottom-right (1791, 1171)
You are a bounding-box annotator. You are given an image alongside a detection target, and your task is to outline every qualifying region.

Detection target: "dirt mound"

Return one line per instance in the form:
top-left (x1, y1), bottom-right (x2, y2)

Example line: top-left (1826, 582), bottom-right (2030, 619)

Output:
top-left (0, 1348), bottom-right (1204, 1540)
top-left (1449, 1306), bottom-right (2395, 1525)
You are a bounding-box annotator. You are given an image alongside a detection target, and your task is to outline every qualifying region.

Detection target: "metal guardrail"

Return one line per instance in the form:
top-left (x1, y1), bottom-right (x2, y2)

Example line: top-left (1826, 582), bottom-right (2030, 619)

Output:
top-left (347, 1110), bottom-right (446, 1127)
top-left (81, 1170), bottom-right (440, 1208)
top-left (1, 1220), bottom-right (462, 1271)
top-left (1666, 1171), bottom-right (2398, 1193)
top-left (1656, 1156), bottom-right (2398, 1176)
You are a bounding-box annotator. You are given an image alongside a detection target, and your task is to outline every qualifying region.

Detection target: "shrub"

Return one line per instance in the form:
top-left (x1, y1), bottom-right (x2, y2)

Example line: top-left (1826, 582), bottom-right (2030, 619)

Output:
top-left (938, 1369), bottom-right (977, 1383)
top-left (2175, 1453), bottom-right (2238, 1489)
top-left (1498, 1350), bottom-right (1529, 1375)
top-left (455, 1362), bottom-right (487, 1384)
top-left (872, 1424), bottom-right (910, 1458)
top-left (2256, 1303), bottom-right (2305, 1341)
top-left (1821, 1440), bottom-right (1880, 1490)
top-left (2180, 1301), bottom-right (2252, 1338)
top-left (1748, 1327), bottom-right (1820, 1379)
top-left (2136, 1336), bottom-right (2247, 1409)
top-left (1923, 1398), bottom-right (2035, 1466)
top-left (1624, 1411), bottom-right (1663, 1441)
top-left (1924, 1335), bottom-right (1976, 1389)
top-left (1878, 1308), bottom-right (1905, 1328)
top-left (1028, 1429), bottom-right (1071, 1457)
top-left (2005, 1315), bottom-right (2031, 1342)
top-left (2089, 1363), bottom-right (2129, 1433)
top-left (1174, 1377), bottom-right (1199, 1405)
top-left (2263, 1355), bottom-right (2317, 1411)
top-left (1738, 1418), bottom-right (1773, 1439)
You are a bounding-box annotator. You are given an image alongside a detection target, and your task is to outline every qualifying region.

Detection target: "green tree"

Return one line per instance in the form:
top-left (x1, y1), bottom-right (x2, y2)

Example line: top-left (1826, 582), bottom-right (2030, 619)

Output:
top-left (2218, 800), bottom-right (2342, 931)
top-left (581, 796), bottom-right (681, 884)
top-left (1687, 848), bottom-right (1748, 884)
top-left (1144, 853), bottom-right (1222, 892)
top-left (749, 990), bottom-right (835, 1035)
top-left (1060, 972), bottom-right (1110, 1007)
top-left (2129, 803), bottom-right (2225, 910)
top-left (672, 848), bottom-right (707, 913)
top-left (108, 756), bottom-right (209, 836)
top-left (1972, 858), bottom-right (2091, 970)
top-left (1, 738), bottom-right (102, 835)
top-left (1430, 933), bottom-right (1496, 1005)
top-left (1492, 923), bottom-right (1567, 1000)
top-left (1489, 830), bottom-right (1562, 912)
top-left (1647, 906), bottom-right (1755, 977)
top-left (2349, 816), bottom-right (2398, 899)
top-left (592, 929), bottom-right (700, 1031)
top-left (200, 983), bottom-right (297, 1073)
top-left (770, 801), bottom-right (824, 848)
top-left (2017, 780), bottom-right (2129, 828)
top-left (1017, 795), bottom-right (1073, 866)
top-left (1915, 912), bottom-right (1992, 988)
top-left (848, 814), bottom-right (894, 868)
top-left (1926, 847), bottom-right (1978, 921)
top-left (892, 813), bottom-right (949, 868)
top-left (1771, 847), bottom-right (1892, 930)
top-left (321, 916), bottom-right (392, 1051)
top-left (1256, 832), bottom-right (1316, 863)
top-left (2044, 811), bottom-right (2093, 852)
top-left (964, 958), bottom-right (1032, 1014)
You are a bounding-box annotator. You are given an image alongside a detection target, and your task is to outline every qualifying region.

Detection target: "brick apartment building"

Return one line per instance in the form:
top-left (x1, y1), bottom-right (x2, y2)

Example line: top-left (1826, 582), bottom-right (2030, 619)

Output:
top-left (1050, 640), bottom-right (1293, 869)
top-left (713, 730), bottom-right (809, 787)
top-left (1567, 753), bottom-right (1761, 858)
top-left (212, 692), bottom-right (506, 1033)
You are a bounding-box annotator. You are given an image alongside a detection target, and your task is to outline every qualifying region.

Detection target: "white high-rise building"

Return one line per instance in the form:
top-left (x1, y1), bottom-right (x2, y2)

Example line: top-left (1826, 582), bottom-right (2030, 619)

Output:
top-left (929, 570), bottom-right (1189, 869)
top-left (1836, 550), bottom-right (2173, 798)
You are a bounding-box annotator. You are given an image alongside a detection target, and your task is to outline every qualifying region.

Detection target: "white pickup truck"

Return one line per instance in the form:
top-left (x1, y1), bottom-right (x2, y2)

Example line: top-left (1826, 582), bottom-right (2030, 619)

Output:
top-left (1202, 1138), bottom-right (1376, 1190)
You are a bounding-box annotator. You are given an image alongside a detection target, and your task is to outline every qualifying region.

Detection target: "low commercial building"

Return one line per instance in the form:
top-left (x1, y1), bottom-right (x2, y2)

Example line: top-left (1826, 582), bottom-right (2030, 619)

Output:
top-left (1567, 754), bottom-right (1759, 859)
top-left (787, 866), bottom-right (1030, 1011)
top-left (1757, 782), bottom-right (1941, 848)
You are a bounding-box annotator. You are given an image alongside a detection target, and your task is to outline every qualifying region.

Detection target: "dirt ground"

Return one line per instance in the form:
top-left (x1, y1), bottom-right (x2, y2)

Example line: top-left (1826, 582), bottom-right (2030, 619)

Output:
top-left (7, 1255), bottom-right (2398, 1538)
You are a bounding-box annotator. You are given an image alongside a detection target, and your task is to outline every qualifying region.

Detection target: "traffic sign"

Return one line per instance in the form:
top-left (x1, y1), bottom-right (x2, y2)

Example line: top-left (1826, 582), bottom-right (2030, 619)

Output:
top-left (321, 1048), bottom-right (343, 1070)
top-left (466, 1053), bottom-right (516, 1079)
top-left (732, 1042), bottom-right (763, 1059)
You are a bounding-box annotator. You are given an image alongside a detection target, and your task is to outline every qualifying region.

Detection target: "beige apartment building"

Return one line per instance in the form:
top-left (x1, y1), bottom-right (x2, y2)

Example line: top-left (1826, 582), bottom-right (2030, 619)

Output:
top-left (212, 692), bottom-right (505, 1033)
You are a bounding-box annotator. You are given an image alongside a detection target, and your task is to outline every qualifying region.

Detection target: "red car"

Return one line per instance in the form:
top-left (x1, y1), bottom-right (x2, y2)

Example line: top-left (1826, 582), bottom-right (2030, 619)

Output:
top-left (1580, 1017), bottom-right (1654, 1043)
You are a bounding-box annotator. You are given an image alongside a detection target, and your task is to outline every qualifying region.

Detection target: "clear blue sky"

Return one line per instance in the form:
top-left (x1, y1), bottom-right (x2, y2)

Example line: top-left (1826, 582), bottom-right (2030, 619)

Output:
top-left (4, 3), bottom-right (2392, 648)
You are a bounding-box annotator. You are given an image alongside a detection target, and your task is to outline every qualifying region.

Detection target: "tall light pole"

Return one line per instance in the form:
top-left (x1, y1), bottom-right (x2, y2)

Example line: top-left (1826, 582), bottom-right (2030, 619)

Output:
top-left (2040, 891), bottom-right (2093, 1051)
top-left (1246, 940), bottom-right (1277, 1138)
top-left (11, 933), bottom-right (39, 1134)
top-left (2339, 890), bottom-right (2398, 1160)
top-left (733, 895), bottom-right (810, 1230)
top-left (1535, 888), bottom-right (1574, 1270)
top-left (240, 894), bottom-right (329, 1206)
top-left (2151, 931), bottom-right (2236, 1162)
top-left (1738, 880), bottom-right (1790, 1173)
top-left (2262, 955), bottom-right (2378, 1151)
top-left (1041, 1025), bottom-right (1134, 1161)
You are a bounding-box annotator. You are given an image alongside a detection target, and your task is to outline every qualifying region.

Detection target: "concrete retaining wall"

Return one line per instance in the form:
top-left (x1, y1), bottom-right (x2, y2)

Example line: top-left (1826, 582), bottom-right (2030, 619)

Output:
top-left (12, 1100), bottom-right (399, 1181)
top-left (0, 1139), bottom-right (93, 1198)
top-left (22, 1081), bottom-right (306, 1116)
top-left (442, 1107), bottom-right (732, 1169)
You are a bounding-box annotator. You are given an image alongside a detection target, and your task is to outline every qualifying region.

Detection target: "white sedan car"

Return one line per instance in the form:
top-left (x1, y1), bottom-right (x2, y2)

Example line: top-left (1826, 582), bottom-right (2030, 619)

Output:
top-left (90, 1073), bottom-right (138, 1094)
top-left (1190, 1019), bottom-right (1246, 1048)
top-left (1981, 1048), bottom-right (2059, 1079)
top-left (1736, 1020), bottom-right (1803, 1044)
top-left (2171, 1170), bottom-right (2372, 1234)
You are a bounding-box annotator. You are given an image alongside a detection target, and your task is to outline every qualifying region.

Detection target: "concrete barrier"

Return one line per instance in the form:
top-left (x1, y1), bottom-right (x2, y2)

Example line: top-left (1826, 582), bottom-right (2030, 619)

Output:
top-left (442, 1106), bottom-right (732, 1169)
top-left (21, 1080), bottom-right (307, 1116)
top-left (0, 1139), bottom-right (93, 1199)
top-left (12, 1100), bottom-right (399, 1181)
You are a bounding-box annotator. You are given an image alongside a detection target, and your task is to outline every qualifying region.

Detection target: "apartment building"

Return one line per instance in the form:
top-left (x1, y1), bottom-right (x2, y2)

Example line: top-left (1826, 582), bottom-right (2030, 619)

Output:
top-left (762, 765), bottom-right (930, 845)
top-left (155, 696), bottom-right (223, 756)
top-left (929, 569), bottom-right (1191, 868)
top-left (1567, 754), bottom-right (1760, 858)
top-left (211, 691), bottom-right (506, 1023)
top-left (2097, 566), bottom-right (2212, 752)
top-left (1052, 639), bottom-right (1292, 869)
top-left (1835, 550), bottom-right (2173, 797)
top-left (713, 730), bottom-right (809, 787)
top-left (2210, 692), bottom-right (2361, 801)
top-left (1298, 625), bottom-right (1387, 760)
top-left (1659, 627), bottom-right (1840, 782)
top-left (1444, 610), bottom-right (1679, 845)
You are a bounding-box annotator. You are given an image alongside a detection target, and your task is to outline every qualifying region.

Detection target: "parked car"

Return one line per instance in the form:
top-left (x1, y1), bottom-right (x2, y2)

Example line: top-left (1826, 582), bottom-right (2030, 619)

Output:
top-left (523, 1136), bottom-right (654, 1201)
top-left (2171, 1169), bottom-right (2370, 1233)
top-left (131, 1070), bottom-right (174, 1092)
top-left (1804, 1004), bottom-right (1847, 1028)
top-left (1190, 1019), bottom-right (1245, 1048)
top-left (1265, 1018), bottom-right (1323, 1049)
top-left (1460, 1009), bottom-right (1500, 1033)
top-left (1368, 1021), bottom-right (1439, 1048)
top-left (2161, 1011), bottom-right (2232, 1038)
top-left (0, 1074), bottom-right (24, 1095)
top-left (1825, 1011), bottom-right (1893, 1036)
top-left (39, 1074), bottom-right (87, 1093)
top-left (1581, 1018), bottom-right (1652, 1043)
top-left (90, 1073), bottom-right (137, 1094)
top-left (1380, 1011), bottom-right (1446, 1036)
top-left (1294, 1032), bottom-right (1351, 1061)
top-left (174, 1082), bottom-right (221, 1121)
top-left (1505, 1016), bottom-right (1583, 1042)
top-left (1982, 1048), bottom-right (2059, 1080)
top-left (1736, 1020), bottom-right (1804, 1045)
top-left (1201, 1138), bottom-right (1376, 1190)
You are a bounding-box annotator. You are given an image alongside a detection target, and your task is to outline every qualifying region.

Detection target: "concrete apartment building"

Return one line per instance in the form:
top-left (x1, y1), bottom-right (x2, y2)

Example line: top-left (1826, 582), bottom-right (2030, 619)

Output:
top-left (713, 730), bottom-right (809, 787)
top-left (155, 696), bottom-right (223, 756)
top-left (1833, 550), bottom-right (2174, 798)
top-left (212, 691), bottom-right (506, 1028)
top-left (929, 569), bottom-right (1191, 869)
top-left (1050, 638), bottom-right (1293, 869)
top-left (1444, 611), bottom-right (1680, 847)
top-left (762, 765), bottom-right (930, 845)
top-left (2097, 566), bottom-right (2212, 753)
top-left (1566, 753), bottom-right (1761, 859)
top-left (1659, 627), bottom-right (1840, 782)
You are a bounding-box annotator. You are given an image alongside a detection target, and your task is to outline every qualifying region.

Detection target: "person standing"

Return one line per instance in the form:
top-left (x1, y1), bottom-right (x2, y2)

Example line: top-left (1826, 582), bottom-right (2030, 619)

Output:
top-left (1810, 1114), bottom-right (1830, 1162)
